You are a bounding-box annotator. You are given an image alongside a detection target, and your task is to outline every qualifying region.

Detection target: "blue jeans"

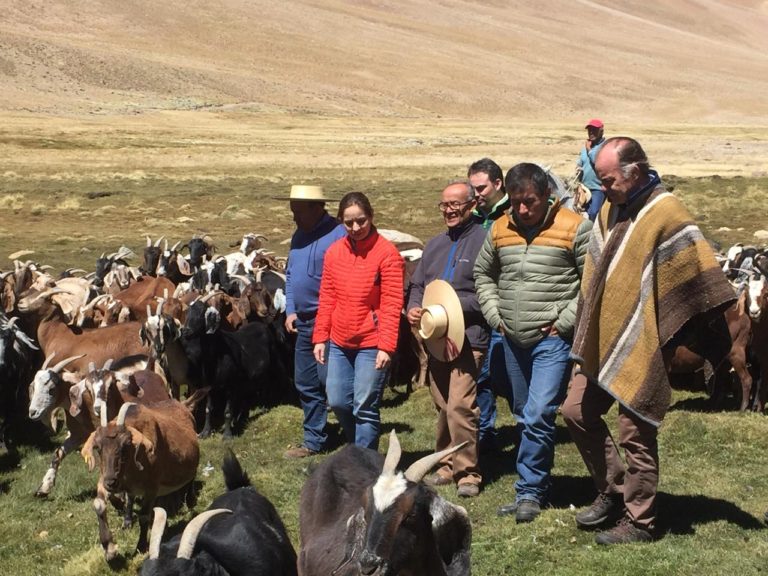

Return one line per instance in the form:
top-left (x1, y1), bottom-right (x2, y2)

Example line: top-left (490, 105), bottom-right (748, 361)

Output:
top-left (504, 334), bottom-right (572, 504)
top-left (475, 329), bottom-right (509, 443)
top-left (586, 188), bottom-right (605, 222)
top-left (294, 317), bottom-right (328, 452)
top-left (326, 343), bottom-right (388, 450)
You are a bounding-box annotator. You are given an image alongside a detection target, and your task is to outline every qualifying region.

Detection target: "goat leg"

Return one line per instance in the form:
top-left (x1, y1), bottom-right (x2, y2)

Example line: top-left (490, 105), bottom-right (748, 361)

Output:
top-left (199, 394), bottom-right (214, 439)
top-left (35, 432), bottom-right (78, 498)
top-left (93, 482), bottom-right (118, 562)
top-left (223, 397), bottom-right (234, 440)
top-left (136, 494), bottom-right (156, 554)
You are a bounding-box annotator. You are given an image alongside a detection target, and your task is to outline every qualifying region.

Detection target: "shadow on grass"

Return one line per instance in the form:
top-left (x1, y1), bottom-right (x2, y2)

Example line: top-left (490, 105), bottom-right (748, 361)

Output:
top-left (657, 492), bottom-right (765, 534)
top-left (381, 388), bottom-right (412, 409)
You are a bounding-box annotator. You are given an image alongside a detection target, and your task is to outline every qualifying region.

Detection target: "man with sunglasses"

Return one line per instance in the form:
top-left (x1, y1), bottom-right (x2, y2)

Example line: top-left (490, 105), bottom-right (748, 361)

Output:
top-left (468, 158), bottom-right (512, 456)
top-left (406, 180), bottom-right (490, 498)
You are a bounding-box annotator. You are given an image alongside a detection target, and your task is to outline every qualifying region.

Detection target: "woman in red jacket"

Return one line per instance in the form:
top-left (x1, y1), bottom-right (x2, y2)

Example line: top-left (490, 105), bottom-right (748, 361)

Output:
top-left (313, 192), bottom-right (404, 449)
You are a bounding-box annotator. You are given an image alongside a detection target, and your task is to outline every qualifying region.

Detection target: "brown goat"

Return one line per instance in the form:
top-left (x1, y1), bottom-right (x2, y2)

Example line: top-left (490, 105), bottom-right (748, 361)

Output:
top-left (82, 400), bottom-right (200, 561)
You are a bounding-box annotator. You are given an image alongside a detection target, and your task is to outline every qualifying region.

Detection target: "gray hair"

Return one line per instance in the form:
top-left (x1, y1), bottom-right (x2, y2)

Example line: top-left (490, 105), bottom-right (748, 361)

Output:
top-left (447, 179), bottom-right (475, 200)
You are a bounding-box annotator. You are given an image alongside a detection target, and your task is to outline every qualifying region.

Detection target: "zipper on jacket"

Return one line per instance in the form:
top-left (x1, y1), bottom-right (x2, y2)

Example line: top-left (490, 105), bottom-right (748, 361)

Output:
top-left (515, 244), bottom-right (530, 335)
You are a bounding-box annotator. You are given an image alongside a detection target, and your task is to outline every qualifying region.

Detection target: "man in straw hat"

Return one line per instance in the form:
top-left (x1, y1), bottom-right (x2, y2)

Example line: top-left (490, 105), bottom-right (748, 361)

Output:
top-left (406, 180), bottom-right (489, 498)
top-left (278, 185), bottom-right (346, 458)
top-left (474, 163), bottom-right (593, 522)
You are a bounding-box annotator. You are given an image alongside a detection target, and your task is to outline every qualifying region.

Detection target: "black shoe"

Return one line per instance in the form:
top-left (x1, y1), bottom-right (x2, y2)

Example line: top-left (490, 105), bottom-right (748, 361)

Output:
top-left (497, 502), bottom-right (518, 517)
top-left (595, 516), bottom-right (653, 545)
top-left (576, 492), bottom-right (624, 528)
top-left (515, 499), bottom-right (541, 523)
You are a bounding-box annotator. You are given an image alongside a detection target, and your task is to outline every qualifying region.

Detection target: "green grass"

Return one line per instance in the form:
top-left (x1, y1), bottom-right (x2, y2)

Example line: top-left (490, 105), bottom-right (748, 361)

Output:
top-left (1, 171), bottom-right (768, 575)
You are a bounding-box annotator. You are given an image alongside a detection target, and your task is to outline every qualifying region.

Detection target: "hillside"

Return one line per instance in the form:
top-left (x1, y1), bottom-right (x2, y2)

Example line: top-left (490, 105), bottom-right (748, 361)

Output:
top-left (1, 0), bottom-right (768, 122)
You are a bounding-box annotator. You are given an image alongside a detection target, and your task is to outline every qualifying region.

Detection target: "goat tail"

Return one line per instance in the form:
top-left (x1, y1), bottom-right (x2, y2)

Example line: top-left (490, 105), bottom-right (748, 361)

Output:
top-left (222, 448), bottom-right (251, 491)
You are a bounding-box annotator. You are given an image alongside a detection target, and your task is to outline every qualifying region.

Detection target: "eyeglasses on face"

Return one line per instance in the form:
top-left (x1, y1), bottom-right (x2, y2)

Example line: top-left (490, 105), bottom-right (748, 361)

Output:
top-left (437, 199), bottom-right (474, 212)
top-left (343, 216), bottom-right (369, 227)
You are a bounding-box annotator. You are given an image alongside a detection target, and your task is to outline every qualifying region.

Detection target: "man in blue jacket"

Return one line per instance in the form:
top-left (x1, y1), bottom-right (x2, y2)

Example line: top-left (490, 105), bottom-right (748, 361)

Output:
top-left (577, 119), bottom-right (607, 221)
top-left (280, 185), bottom-right (346, 458)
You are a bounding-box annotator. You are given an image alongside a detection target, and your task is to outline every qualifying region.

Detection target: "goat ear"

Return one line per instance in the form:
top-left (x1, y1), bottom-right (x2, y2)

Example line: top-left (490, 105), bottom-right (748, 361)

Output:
top-left (176, 254), bottom-right (192, 276)
top-left (69, 382), bottom-right (86, 417)
top-left (333, 508), bottom-right (367, 574)
top-left (430, 498), bottom-right (472, 575)
top-left (128, 426), bottom-right (154, 458)
top-left (81, 432), bottom-right (98, 472)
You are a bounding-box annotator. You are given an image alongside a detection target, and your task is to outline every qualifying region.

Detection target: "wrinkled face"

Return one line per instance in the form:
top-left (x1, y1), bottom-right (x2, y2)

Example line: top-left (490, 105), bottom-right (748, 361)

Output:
top-left (509, 182), bottom-right (549, 227)
top-left (343, 205), bottom-right (373, 242)
top-left (595, 147), bottom-right (640, 205)
top-left (291, 201), bottom-right (325, 233)
top-left (439, 183), bottom-right (476, 229)
top-left (29, 370), bottom-right (58, 420)
top-left (587, 126), bottom-right (603, 144)
top-left (469, 171), bottom-right (503, 211)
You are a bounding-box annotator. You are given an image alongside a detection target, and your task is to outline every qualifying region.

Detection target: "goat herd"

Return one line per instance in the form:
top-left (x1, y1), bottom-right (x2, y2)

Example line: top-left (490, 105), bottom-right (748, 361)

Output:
top-left (0, 231), bottom-right (767, 575)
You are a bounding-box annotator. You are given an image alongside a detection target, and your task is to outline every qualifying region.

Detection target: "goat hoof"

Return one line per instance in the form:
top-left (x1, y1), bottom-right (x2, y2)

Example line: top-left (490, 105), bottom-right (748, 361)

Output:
top-left (34, 489), bottom-right (49, 499)
top-left (198, 429), bottom-right (212, 439)
top-left (105, 544), bottom-right (118, 563)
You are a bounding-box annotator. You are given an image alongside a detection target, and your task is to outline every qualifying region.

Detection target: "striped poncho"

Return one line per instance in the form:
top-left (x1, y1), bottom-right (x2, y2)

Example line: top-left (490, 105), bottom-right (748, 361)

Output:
top-left (570, 180), bottom-right (735, 426)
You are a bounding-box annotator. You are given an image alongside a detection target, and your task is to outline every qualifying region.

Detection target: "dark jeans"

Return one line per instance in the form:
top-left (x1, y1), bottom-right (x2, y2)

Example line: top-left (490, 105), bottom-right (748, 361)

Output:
top-left (294, 317), bottom-right (328, 452)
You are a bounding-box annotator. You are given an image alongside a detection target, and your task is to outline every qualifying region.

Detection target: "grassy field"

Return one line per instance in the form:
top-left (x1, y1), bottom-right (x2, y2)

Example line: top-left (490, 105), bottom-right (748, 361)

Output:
top-left (1, 117), bottom-right (768, 575)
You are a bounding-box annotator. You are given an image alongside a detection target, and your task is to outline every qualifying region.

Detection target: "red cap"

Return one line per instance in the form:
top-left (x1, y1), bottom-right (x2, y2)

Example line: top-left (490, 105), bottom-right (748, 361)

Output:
top-left (585, 119), bottom-right (604, 129)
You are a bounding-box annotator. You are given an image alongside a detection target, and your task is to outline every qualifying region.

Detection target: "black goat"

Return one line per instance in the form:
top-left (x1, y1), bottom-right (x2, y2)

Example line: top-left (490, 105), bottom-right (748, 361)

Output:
top-left (299, 431), bottom-right (472, 576)
top-left (181, 301), bottom-right (290, 437)
top-left (0, 314), bottom-right (40, 451)
top-left (141, 450), bottom-right (297, 576)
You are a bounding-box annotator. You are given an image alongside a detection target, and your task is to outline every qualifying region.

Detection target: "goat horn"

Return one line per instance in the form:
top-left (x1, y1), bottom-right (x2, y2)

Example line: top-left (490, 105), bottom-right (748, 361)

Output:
top-left (103, 358), bottom-right (113, 371)
top-left (176, 509), bottom-right (233, 559)
top-left (88, 361), bottom-right (96, 375)
top-left (171, 241), bottom-right (181, 251)
top-left (154, 235), bottom-right (165, 248)
top-left (39, 265), bottom-right (54, 271)
top-left (51, 354), bottom-right (86, 374)
top-left (381, 430), bottom-right (401, 475)
top-left (164, 239), bottom-right (169, 251)
top-left (42, 351), bottom-right (56, 370)
top-left (146, 304), bottom-right (153, 319)
top-left (116, 402), bottom-right (136, 427)
top-left (5, 316), bottom-right (18, 328)
top-left (100, 252), bottom-right (105, 259)
top-left (403, 441), bottom-right (469, 483)
top-left (149, 507), bottom-right (167, 560)
top-left (100, 404), bottom-right (108, 427)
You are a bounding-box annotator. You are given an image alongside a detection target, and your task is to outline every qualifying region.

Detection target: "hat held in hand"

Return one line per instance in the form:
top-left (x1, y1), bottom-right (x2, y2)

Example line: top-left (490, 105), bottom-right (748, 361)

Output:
top-left (419, 279), bottom-right (465, 362)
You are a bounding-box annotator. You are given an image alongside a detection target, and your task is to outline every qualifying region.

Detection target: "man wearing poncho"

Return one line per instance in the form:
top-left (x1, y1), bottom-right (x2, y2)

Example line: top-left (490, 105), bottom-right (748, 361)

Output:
top-left (561, 137), bottom-right (735, 545)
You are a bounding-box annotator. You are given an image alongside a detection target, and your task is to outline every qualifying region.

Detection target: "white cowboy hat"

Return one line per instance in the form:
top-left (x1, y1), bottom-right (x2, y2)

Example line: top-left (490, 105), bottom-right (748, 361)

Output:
top-left (272, 185), bottom-right (334, 202)
top-left (419, 279), bottom-right (465, 362)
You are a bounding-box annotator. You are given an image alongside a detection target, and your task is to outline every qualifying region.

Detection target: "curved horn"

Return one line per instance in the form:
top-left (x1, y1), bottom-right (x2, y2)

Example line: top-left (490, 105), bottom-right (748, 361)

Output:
top-left (381, 430), bottom-right (401, 476)
top-left (100, 403), bottom-right (108, 427)
top-left (116, 402), bottom-right (136, 427)
top-left (403, 441), bottom-right (469, 483)
top-left (88, 361), bottom-right (96, 375)
top-left (149, 507), bottom-right (167, 560)
top-left (41, 351), bottom-right (56, 370)
top-left (200, 290), bottom-right (223, 303)
top-left (146, 235), bottom-right (152, 247)
top-left (176, 509), bottom-right (232, 559)
top-left (154, 235), bottom-right (165, 248)
top-left (103, 358), bottom-right (113, 371)
top-left (51, 354), bottom-right (86, 374)
top-left (171, 241), bottom-right (181, 252)
top-left (4, 316), bottom-right (18, 329)
top-left (146, 304), bottom-right (153, 319)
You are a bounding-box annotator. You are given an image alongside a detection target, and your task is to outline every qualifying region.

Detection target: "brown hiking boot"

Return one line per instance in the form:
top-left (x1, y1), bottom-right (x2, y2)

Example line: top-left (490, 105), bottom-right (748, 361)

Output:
top-left (283, 445), bottom-right (318, 459)
top-left (595, 516), bottom-right (653, 545)
top-left (575, 492), bottom-right (624, 528)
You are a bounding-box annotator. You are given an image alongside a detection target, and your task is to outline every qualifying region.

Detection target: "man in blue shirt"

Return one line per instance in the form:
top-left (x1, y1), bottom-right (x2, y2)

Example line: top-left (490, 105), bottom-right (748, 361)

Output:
top-left (280, 185), bottom-right (346, 458)
top-left (577, 119), bottom-right (607, 221)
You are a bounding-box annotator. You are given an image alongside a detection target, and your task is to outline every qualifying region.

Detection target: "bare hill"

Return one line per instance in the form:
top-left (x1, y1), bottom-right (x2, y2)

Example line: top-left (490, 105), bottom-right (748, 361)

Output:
top-left (1, 0), bottom-right (767, 122)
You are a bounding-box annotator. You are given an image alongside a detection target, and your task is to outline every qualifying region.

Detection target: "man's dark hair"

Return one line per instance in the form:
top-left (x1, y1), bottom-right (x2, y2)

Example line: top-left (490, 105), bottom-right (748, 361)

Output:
top-left (603, 136), bottom-right (651, 178)
top-left (505, 163), bottom-right (550, 196)
top-left (467, 158), bottom-right (504, 184)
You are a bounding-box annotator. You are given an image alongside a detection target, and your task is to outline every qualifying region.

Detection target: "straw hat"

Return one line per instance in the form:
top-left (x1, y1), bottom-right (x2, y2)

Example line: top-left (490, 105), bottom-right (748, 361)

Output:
top-left (418, 279), bottom-right (465, 362)
top-left (272, 185), bottom-right (333, 202)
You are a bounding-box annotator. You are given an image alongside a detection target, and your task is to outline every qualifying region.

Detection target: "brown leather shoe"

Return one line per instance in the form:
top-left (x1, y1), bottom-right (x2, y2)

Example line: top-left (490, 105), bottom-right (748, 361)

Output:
top-left (576, 492), bottom-right (624, 528)
top-left (283, 445), bottom-right (318, 459)
top-left (595, 516), bottom-right (653, 545)
top-left (425, 473), bottom-right (453, 487)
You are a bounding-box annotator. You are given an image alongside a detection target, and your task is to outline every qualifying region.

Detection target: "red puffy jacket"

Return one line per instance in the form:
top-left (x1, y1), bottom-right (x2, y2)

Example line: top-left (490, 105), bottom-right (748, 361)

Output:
top-left (313, 229), bottom-right (404, 353)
